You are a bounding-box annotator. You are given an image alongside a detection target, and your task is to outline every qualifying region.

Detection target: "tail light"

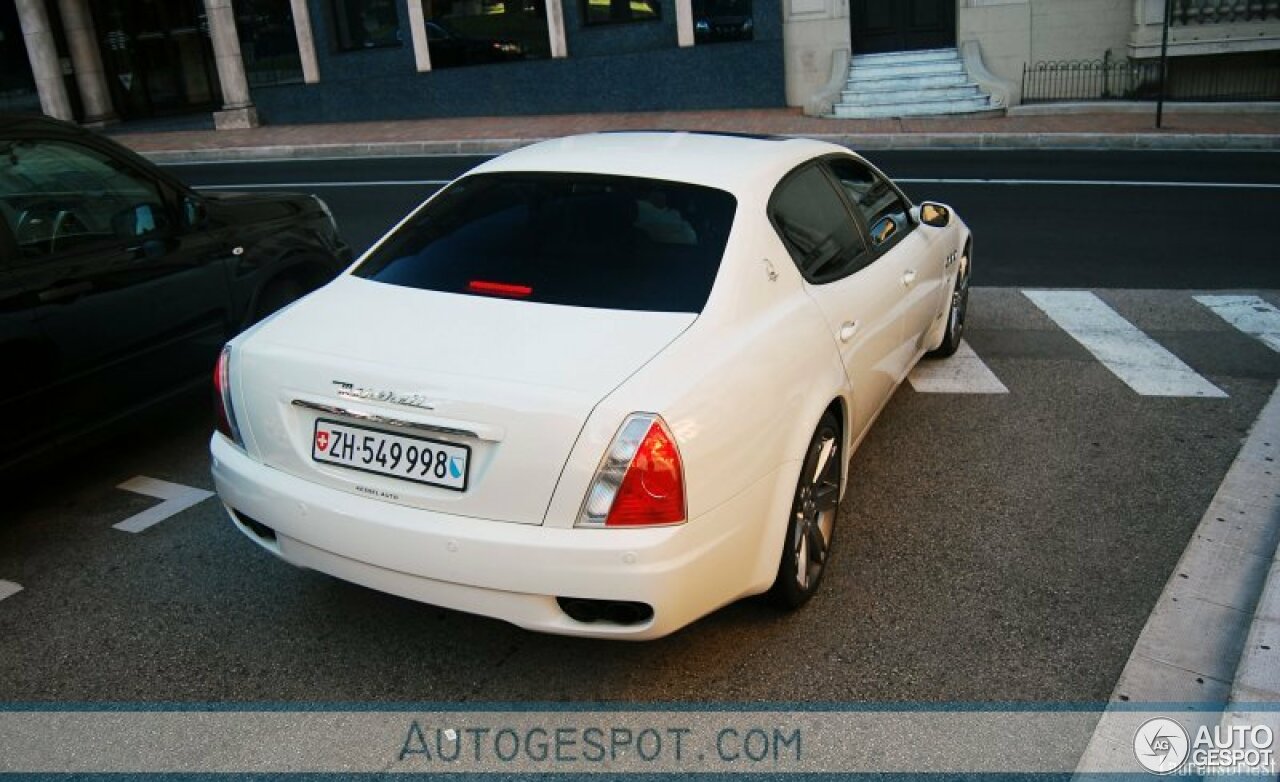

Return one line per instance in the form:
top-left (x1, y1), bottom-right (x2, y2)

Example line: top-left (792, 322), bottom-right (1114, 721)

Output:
top-left (214, 345), bottom-right (244, 448)
top-left (577, 414), bottom-right (685, 528)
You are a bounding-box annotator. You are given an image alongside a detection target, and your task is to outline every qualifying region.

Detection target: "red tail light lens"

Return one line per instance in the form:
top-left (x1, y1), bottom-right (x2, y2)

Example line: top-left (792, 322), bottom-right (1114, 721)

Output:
top-left (577, 414), bottom-right (686, 528)
top-left (214, 346), bottom-right (243, 447)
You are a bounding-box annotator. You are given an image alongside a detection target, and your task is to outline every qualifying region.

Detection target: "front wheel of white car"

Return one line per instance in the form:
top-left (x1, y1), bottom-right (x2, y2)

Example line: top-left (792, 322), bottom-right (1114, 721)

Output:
top-left (769, 410), bottom-right (842, 609)
top-left (927, 247), bottom-right (970, 359)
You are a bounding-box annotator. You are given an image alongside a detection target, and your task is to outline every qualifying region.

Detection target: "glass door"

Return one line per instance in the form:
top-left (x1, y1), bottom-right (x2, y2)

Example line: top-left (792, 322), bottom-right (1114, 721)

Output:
top-left (94, 0), bottom-right (222, 119)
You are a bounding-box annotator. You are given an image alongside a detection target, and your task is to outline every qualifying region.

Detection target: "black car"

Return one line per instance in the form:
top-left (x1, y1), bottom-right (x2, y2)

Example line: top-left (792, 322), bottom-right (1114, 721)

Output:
top-left (0, 113), bottom-right (351, 472)
top-left (425, 20), bottom-right (524, 68)
top-left (693, 0), bottom-right (754, 43)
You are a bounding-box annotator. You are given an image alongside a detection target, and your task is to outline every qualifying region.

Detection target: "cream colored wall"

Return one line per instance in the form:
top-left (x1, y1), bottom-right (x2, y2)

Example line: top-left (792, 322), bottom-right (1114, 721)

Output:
top-left (957, 0), bottom-right (1031, 104)
top-left (782, 0), bottom-right (851, 108)
top-left (1029, 0), bottom-right (1131, 62)
top-left (956, 0), bottom-right (1130, 104)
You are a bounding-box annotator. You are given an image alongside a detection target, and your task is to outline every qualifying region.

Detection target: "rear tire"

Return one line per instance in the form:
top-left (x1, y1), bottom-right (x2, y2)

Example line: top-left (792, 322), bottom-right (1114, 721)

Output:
top-left (768, 411), bottom-right (842, 610)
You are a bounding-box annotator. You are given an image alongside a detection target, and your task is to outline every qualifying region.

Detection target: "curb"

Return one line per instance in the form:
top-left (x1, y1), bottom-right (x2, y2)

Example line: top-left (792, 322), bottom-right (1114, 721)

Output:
top-left (1008, 101), bottom-right (1280, 117)
top-left (1074, 382), bottom-right (1280, 776)
top-left (132, 131), bottom-right (1280, 164)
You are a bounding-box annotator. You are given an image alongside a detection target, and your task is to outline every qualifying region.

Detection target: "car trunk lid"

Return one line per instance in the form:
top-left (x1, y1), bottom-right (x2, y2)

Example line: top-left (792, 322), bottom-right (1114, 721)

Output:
top-left (235, 276), bottom-right (694, 524)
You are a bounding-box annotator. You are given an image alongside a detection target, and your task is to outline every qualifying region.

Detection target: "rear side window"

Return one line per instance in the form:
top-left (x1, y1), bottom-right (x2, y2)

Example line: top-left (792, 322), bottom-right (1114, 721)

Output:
top-left (769, 165), bottom-right (869, 284)
top-left (354, 173), bottom-right (738, 313)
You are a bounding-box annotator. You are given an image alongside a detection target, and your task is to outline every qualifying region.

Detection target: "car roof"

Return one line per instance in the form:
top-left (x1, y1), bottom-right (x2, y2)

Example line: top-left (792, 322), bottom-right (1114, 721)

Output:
top-left (468, 131), bottom-right (853, 196)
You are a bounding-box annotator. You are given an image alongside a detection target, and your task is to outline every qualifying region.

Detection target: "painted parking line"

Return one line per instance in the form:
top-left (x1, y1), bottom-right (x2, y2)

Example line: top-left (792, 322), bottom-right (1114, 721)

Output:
top-left (907, 339), bottom-right (1008, 394)
top-left (113, 477), bottom-right (214, 534)
top-left (0, 581), bottom-right (22, 602)
top-left (1195, 294), bottom-right (1280, 354)
top-left (1024, 290), bottom-right (1227, 398)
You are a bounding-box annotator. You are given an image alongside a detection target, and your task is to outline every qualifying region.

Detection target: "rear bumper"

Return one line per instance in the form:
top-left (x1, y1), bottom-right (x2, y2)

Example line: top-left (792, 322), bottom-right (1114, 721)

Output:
top-left (210, 434), bottom-right (785, 639)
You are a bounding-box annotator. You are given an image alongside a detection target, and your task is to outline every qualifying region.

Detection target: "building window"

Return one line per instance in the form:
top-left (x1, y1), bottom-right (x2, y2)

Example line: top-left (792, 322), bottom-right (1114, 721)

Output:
top-left (581, 0), bottom-right (660, 26)
top-left (331, 0), bottom-right (401, 51)
top-left (0, 1), bottom-right (39, 113)
top-left (693, 0), bottom-right (753, 43)
top-left (422, 0), bottom-right (550, 67)
top-left (236, 0), bottom-right (304, 86)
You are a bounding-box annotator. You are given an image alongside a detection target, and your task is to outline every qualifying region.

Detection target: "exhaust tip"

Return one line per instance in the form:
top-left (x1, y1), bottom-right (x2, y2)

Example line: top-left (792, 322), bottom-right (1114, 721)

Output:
top-left (557, 597), bottom-right (654, 626)
top-left (231, 508), bottom-right (277, 542)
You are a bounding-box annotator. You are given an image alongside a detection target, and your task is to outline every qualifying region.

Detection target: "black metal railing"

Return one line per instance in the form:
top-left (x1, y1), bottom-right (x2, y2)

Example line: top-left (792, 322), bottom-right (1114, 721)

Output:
top-left (1022, 58), bottom-right (1159, 103)
top-left (1170, 0), bottom-right (1280, 25)
top-left (1022, 54), bottom-right (1280, 103)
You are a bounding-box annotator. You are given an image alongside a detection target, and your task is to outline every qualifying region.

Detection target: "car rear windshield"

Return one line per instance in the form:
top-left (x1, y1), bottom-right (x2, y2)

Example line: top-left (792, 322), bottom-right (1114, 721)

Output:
top-left (353, 172), bottom-right (738, 313)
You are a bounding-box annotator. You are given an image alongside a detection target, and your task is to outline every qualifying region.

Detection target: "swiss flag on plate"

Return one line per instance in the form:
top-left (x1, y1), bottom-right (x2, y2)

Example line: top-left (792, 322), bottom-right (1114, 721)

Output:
top-left (315, 429), bottom-right (330, 452)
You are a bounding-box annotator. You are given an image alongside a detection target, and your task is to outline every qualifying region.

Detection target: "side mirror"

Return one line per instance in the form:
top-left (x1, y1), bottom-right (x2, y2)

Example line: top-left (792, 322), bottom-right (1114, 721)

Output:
top-left (111, 202), bottom-right (168, 239)
top-left (918, 202), bottom-right (951, 228)
top-left (183, 195), bottom-right (208, 229)
top-left (869, 214), bottom-right (898, 246)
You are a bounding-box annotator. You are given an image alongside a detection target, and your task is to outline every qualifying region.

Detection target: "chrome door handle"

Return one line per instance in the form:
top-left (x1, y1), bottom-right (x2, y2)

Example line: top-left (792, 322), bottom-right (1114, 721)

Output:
top-left (901, 269), bottom-right (917, 287)
top-left (839, 320), bottom-right (860, 342)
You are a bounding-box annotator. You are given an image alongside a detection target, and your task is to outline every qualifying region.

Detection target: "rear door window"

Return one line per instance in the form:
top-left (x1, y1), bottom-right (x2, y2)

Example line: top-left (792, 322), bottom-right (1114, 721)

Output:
top-left (769, 164), bottom-right (870, 283)
top-left (354, 173), bottom-right (738, 313)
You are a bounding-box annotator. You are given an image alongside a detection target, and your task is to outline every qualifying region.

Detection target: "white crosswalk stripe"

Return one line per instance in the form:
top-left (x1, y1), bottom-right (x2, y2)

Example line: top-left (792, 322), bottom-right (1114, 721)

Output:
top-left (1023, 290), bottom-right (1227, 398)
top-left (0, 580), bottom-right (23, 601)
top-left (1194, 294), bottom-right (1280, 353)
top-left (908, 340), bottom-right (1008, 394)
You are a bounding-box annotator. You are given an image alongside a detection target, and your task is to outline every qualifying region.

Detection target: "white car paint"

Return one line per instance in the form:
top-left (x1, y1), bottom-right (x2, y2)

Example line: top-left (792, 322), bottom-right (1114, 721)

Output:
top-left (211, 132), bottom-right (971, 639)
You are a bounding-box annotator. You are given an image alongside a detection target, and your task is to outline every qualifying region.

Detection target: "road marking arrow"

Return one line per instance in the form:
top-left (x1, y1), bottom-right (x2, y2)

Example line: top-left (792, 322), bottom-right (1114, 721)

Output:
top-left (114, 476), bottom-right (214, 534)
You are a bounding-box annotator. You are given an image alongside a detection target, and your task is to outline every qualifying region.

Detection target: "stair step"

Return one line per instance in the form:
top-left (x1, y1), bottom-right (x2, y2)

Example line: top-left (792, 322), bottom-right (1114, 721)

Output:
top-left (830, 96), bottom-right (993, 119)
top-left (850, 60), bottom-right (966, 78)
top-left (845, 72), bottom-right (970, 92)
top-left (841, 84), bottom-right (982, 106)
top-left (851, 48), bottom-right (959, 65)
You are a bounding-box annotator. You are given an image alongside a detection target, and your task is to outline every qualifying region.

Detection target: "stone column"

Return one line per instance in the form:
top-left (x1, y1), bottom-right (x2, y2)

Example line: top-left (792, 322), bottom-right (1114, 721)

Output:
top-left (15, 0), bottom-right (73, 121)
top-left (676, 0), bottom-right (694, 47)
top-left (407, 0), bottom-right (433, 72)
top-left (203, 0), bottom-right (260, 129)
top-left (545, 0), bottom-right (568, 58)
top-left (289, 0), bottom-right (321, 83)
top-left (57, 0), bottom-right (117, 125)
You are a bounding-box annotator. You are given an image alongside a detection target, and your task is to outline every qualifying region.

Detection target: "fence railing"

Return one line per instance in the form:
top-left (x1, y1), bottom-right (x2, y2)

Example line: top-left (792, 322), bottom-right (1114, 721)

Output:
top-left (1021, 55), bottom-right (1280, 103)
top-left (1170, 0), bottom-right (1280, 25)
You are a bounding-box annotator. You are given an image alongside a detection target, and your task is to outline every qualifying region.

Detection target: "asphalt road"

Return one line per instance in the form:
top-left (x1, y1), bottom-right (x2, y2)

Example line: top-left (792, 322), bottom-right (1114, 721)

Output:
top-left (1, 150), bottom-right (1278, 705)
top-left (168, 149), bottom-right (1280, 289)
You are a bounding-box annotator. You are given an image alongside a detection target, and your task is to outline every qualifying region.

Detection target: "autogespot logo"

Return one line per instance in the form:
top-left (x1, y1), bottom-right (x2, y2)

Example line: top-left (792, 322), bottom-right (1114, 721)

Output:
top-left (1134, 717), bottom-right (1190, 774)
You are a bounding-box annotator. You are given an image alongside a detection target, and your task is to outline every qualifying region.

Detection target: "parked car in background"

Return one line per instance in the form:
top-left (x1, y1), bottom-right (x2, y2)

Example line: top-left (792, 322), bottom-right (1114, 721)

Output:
top-left (425, 20), bottom-right (524, 68)
top-left (0, 113), bottom-right (350, 474)
top-left (694, 0), bottom-right (755, 43)
top-left (212, 131), bottom-right (970, 639)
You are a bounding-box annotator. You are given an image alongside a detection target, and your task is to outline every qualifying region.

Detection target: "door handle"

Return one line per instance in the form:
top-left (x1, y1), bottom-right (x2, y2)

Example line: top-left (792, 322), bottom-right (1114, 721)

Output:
top-left (38, 281), bottom-right (93, 304)
top-left (839, 320), bottom-right (860, 342)
top-left (901, 269), bottom-right (917, 287)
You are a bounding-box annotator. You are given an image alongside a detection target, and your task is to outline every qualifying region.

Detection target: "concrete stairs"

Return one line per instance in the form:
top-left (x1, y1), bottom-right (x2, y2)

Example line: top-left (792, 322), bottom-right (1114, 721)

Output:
top-left (831, 48), bottom-right (995, 119)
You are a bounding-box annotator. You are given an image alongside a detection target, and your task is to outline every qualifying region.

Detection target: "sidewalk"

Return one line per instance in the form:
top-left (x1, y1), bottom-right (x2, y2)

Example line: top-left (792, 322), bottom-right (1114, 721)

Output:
top-left (111, 106), bottom-right (1280, 163)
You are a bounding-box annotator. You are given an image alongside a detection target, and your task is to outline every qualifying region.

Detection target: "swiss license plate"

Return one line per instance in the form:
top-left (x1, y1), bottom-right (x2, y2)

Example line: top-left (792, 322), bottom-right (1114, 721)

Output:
top-left (311, 419), bottom-right (470, 491)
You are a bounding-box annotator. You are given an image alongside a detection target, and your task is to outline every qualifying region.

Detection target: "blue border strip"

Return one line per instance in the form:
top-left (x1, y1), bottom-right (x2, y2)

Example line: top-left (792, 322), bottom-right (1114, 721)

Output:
top-left (0, 700), bottom-right (1276, 712)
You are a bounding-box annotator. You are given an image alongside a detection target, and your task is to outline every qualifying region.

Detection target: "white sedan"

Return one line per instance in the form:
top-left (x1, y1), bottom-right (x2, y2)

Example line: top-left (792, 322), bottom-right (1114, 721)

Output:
top-left (210, 132), bottom-right (971, 639)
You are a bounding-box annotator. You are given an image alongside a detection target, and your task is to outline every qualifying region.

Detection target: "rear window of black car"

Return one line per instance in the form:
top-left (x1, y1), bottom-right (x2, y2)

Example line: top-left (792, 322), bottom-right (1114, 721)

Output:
top-left (353, 172), bottom-right (738, 313)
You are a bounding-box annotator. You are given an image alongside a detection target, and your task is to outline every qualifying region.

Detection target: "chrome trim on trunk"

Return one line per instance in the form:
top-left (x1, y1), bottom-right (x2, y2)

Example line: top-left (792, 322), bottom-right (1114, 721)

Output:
top-left (290, 399), bottom-right (478, 440)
